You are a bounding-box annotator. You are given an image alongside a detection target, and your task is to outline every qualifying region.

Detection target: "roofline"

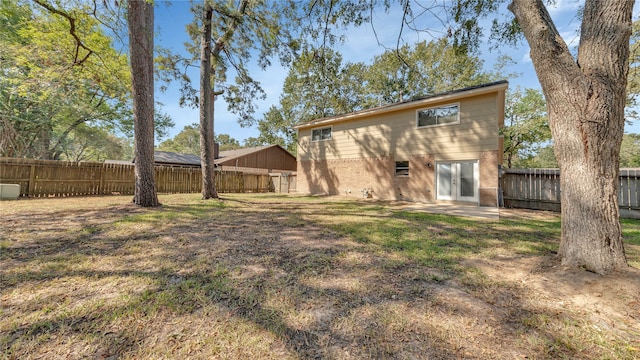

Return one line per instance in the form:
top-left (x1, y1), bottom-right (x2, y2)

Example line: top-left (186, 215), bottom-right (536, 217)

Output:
top-left (214, 144), bottom-right (296, 163)
top-left (294, 80), bottom-right (508, 130)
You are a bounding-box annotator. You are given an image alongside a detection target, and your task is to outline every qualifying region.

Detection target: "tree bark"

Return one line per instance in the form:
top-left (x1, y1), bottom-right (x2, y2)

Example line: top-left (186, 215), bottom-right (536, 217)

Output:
top-left (198, 0), bottom-right (249, 199)
top-left (128, 0), bottom-right (159, 207)
top-left (508, 0), bottom-right (631, 274)
top-left (199, 2), bottom-right (218, 199)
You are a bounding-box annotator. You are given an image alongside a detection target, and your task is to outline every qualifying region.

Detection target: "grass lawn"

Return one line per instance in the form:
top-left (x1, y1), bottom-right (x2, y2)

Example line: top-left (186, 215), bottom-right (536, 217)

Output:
top-left (1, 193), bottom-right (639, 359)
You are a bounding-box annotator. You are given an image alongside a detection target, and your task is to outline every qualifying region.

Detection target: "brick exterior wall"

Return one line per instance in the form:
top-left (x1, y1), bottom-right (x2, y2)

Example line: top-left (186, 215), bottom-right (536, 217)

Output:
top-left (297, 154), bottom-right (437, 202)
top-left (479, 150), bottom-right (499, 207)
top-left (393, 154), bottom-right (435, 202)
top-left (297, 150), bottom-right (499, 207)
top-left (297, 156), bottom-right (395, 199)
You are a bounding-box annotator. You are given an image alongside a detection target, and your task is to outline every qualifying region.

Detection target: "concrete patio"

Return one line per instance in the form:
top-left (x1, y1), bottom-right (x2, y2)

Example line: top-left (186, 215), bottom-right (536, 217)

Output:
top-left (401, 202), bottom-right (500, 220)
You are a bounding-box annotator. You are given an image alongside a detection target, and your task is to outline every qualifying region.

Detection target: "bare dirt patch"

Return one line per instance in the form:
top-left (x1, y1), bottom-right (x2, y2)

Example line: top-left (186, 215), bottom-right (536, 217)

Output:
top-left (1, 194), bottom-right (639, 359)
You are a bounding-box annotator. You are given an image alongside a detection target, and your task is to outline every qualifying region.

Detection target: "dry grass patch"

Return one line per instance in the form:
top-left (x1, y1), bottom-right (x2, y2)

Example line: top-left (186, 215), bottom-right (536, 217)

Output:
top-left (1, 193), bottom-right (639, 359)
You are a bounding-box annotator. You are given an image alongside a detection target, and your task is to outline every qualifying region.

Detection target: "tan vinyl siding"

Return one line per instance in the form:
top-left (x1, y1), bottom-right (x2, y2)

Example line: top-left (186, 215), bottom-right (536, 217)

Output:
top-left (298, 93), bottom-right (500, 162)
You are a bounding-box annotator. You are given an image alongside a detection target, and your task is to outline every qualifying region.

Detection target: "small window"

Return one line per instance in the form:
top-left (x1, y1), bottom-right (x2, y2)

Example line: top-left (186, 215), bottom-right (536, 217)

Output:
top-left (417, 104), bottom-right (459, 127)
top-left (395, 161), bottom-right (409, 176)
top-left (312, 127), bottom-right (332, 141)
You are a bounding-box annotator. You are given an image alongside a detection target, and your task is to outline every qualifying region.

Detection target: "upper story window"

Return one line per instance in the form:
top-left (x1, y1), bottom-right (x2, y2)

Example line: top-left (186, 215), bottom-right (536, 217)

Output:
top-left (312, 127), bottom-right (332, 141)
top-left (417, 104), bottom-right (459, 128)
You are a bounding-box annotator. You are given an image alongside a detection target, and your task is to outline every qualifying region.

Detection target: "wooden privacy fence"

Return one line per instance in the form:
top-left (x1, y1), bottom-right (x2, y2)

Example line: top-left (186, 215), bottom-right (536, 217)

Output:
top-left (501, 168), bottom-right (640, 218)
top-left (0, 157), bottom-right (274, 197)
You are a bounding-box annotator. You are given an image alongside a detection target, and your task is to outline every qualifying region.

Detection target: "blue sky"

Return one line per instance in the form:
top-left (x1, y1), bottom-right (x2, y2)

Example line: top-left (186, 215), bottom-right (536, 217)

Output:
top-left (154, 0), bottom-right (640, 143)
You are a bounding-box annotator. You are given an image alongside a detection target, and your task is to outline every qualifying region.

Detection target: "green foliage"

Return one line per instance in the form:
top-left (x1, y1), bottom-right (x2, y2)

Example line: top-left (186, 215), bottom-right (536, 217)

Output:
top-left (156, 123), bottom-right (240, 155)
top-left (215, 133), bottom-right (240, 150)
top-left (253, 47), bottom-right (367, 153)
top-left (283, 48), bottom-right (366, 120)
top-left (364, 39), bottom-right (491, 106)
top-left (159, 0), bottom-right (300, 127)
top-left (515, 133), bottom-right (640, 169)
top-left (157, 124), bottom-right (200, 155)
top-left (254, 107), bottom-right (293, 151)
top-left (451, 0), bottom-right (515, 51)
top-left (501, 87), bottom-right (550, 168)
top-left (59, 125), bottom-right (133, 162)
top-left (256, 39), bottom-right (494, 152)
top-left (242, 136), bottom-right (267, 148)
top-left (619, 134), bottom-right (640, 167)
top-left (158, 0), bottom-right (410, 131)
top-left (519, 145), bottom-right (558, 169)
top-left (0, 1), bottom-right (158, 160)
top-left (627, 19), bottom-right (640, 121)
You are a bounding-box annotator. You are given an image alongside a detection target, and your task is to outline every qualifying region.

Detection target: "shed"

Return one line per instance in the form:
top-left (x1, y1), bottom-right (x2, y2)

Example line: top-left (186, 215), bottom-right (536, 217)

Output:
top-left (107, 151), bottom-right (201, 168)
top-left (109, 146), bottom-right (297, 173)
top-left (215, 145), bottom-right (297, 173)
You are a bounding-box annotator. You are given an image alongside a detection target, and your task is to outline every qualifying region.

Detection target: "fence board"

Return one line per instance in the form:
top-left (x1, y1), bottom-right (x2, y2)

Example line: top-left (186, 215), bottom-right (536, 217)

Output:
top-left (0, 157), bottom-right (272, 197)
top-left (502, 168), bottom-right (640, 218)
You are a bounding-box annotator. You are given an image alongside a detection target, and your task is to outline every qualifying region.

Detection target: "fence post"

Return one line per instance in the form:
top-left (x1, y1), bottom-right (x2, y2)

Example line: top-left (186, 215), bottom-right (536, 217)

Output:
top-left (98, 166), bottom-right (105, 195)
top-left (28, 164), bottom-right (36, 197)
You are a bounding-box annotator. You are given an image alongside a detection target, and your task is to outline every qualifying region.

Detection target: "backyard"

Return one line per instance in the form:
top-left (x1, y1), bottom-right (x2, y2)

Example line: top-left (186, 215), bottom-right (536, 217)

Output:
top-left (1, 193), bottom-right (639, 359)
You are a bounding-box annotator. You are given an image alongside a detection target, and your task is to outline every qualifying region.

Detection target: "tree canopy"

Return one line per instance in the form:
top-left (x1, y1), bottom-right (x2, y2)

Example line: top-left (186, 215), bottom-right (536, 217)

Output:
top-left (364, 38), bottom-right (491, 106)
top-left (501, 87), bottom-right (550, 168)
top-left (255, 40), bottom-right (495, 153)
top-left (0, 1), bottom-right (128, 159)
top-left (157, 124), bottom-right (240, 154)
top-left (0, 0), bottom-right (171, 161)
top-left (524, 133), bottom-right (640, 168)
top-left (157, 124), bottom-right (200, 155)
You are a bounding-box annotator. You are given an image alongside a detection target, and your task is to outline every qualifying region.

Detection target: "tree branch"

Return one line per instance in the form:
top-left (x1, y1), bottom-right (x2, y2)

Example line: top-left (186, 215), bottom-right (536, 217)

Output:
top-left (321, 0), bottom-right (334, 50)
top-left (508, 0), bottom-right (581, 88)
top-left (577, 0), bottom-right (632, 92)
top-left (33, 0), bottom-right (95, 66)
top-left (212, 0), bottom-right (249, 57)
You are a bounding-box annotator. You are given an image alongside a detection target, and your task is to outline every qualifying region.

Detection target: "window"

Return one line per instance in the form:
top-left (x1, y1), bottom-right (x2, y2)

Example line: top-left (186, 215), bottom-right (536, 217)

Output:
top-left (395, 161), bottom-right (409, 176)
top-left (417, 104), bottom-right (459, 127)
top-left (311, 127), bottom-right (332, 141)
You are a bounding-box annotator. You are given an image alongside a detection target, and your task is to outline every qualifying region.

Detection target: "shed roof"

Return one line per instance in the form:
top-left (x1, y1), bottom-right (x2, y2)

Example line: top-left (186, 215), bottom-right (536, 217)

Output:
top-left (214, 144), bottom-right (293, 164)
top-left (294, 80), bottom-right (508, 130)
top-left (153, 151), bottom-right (201, 166)
top-left (124, 146), bottom-right (295, 167)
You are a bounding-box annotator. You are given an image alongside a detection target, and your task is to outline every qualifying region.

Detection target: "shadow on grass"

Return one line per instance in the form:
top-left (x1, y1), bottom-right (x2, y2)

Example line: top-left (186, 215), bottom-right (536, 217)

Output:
top-left (1, 194), bottom-right (637, 359)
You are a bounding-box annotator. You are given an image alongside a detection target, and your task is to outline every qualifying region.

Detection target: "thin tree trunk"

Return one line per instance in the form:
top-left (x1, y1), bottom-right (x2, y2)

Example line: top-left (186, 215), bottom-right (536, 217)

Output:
top-left (200, 2), bottom-right (218, 199)
top-left (198, 0), bottom-right (249, 199)
top-left (128, 0), bottom-right (159, 207)
top-left (509, 0), bottom-right (631, 274)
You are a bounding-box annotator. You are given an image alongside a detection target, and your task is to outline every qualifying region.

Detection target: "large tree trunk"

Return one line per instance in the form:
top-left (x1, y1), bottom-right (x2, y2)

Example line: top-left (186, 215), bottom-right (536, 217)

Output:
top-left (128, 0), bottom-right (159, 207)
top-left (199, 3), bottom-right (218, 199)
top-left (509, 0), bottom-right (631, 274)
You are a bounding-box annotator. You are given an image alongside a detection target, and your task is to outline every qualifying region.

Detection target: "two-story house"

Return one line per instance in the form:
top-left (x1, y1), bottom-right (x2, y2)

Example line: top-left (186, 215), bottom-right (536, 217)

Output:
top-left (294, 80), bottom-right (508, 207)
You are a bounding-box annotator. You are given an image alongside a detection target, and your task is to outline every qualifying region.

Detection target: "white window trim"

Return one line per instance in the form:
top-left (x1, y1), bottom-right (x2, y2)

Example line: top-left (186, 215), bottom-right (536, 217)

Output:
top-left (416, 102), bottom-right (460, 128)
top-left (311, 126), bottom-right (333, 142)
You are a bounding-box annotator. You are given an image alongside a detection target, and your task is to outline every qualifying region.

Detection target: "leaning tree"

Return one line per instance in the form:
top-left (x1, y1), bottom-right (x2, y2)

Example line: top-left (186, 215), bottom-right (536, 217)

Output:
top-left (507, 0), bottom-right (631, 273)
top-left (415, 0), bottom-right (633, 273)
top-left (300, 0), bottom-right (635, 274)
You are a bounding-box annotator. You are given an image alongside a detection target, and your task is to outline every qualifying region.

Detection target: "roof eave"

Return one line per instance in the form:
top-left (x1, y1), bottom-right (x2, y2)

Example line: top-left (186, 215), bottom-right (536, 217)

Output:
top-left (294, 81), bottom-right (509, 130)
